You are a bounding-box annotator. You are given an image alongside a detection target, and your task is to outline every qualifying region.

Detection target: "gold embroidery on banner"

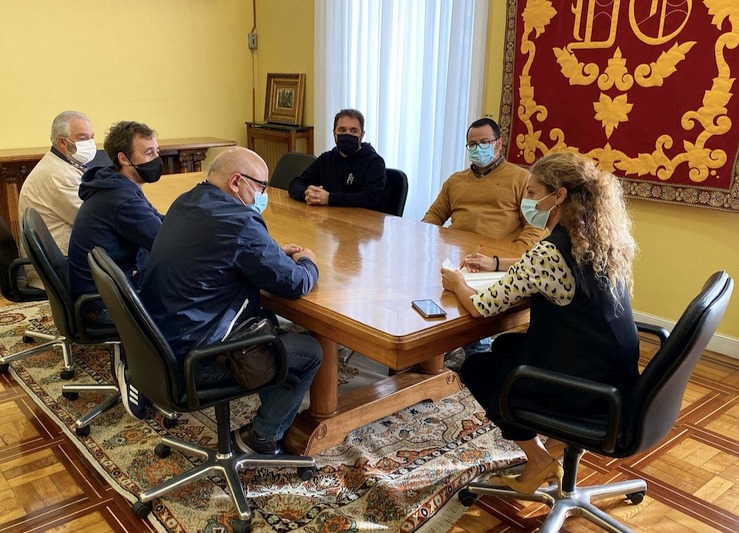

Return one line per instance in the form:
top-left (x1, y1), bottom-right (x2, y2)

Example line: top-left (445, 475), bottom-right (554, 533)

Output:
top-left (514, 0), bottom-right (737, 203)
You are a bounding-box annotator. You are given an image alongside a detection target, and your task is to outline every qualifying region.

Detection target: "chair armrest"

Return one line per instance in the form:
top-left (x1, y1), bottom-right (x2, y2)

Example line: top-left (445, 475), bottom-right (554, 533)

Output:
top-left (635, 321), bottom-right (669, 346)
top-left (182, 325), bottom-right (287, 410)
top-left (501, 365), bottom-right (623, 453)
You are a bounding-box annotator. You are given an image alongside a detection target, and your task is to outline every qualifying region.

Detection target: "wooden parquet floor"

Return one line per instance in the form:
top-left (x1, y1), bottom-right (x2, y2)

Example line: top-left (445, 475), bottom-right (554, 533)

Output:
top-left (0, 325), bottom-right (737, 531)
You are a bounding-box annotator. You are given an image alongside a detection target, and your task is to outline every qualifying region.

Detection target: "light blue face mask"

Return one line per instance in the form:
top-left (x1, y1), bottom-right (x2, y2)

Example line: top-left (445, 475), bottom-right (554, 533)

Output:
top-left (238, 177), bottom-right (269, 214)
top-left (251, 191), bottom-right (269, 214)
top-left (469, 143), bottom-right (495, 167)
top-left (520, 191), bottom-right (556, 228)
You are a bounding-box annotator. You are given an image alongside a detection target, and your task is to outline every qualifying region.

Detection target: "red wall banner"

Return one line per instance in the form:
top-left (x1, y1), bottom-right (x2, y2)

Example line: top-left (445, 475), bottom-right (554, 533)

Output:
top-left (500, 0), bottom-right (739, 212)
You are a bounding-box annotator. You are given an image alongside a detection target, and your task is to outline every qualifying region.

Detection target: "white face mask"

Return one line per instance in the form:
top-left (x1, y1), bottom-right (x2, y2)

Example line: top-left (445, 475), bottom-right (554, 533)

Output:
top-left (69, 138), bottom-right (97, 165)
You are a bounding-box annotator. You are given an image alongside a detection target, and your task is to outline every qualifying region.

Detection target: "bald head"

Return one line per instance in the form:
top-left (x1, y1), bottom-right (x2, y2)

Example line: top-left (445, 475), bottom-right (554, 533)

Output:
top-left (208, 147), bottom-right (268, 185)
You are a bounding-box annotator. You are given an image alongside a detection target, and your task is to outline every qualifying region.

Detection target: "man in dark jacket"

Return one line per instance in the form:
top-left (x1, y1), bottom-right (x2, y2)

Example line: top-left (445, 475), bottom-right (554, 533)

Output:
top-left (68, 120), bottom-right (164, 320)
top-left (288, 108), bottom-right (386, 209)
top-left (141, 147), bottom-right (322, 455)
top-left (67, 120), bottom-right (164, 420)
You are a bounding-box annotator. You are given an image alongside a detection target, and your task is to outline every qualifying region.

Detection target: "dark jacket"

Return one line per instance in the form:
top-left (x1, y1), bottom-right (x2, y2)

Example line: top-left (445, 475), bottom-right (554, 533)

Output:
top-left (524, 225), bottom-right (640, 396)
top-left (68, 166), bottom-right (163, 305)
top-left (140, 182), bottom-right (319, 356)
top-left (288, 143), bottom-right (386, 209)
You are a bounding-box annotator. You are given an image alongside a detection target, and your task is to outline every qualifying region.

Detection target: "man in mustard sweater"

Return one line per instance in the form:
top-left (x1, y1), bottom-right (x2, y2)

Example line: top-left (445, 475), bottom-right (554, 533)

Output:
top-left (423, 117), bottom-right (544, 357)
top-left (422, 117), bottom-right (544, 251)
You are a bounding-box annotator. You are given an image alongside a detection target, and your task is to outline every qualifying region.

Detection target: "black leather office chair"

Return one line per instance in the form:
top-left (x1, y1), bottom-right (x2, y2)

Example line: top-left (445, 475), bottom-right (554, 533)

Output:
top-left (87, 246), bottom-right (316, 532)
top-left (459, 271), bottom-right (733, 533)
top-left (0, 216), bottom-right (60, 372)
top-left (270, 152), bottom-right (317, 190)
top-left (378, 168), bottom-right (408, 217)
top-left (21, 208), bottom-right (169, 435)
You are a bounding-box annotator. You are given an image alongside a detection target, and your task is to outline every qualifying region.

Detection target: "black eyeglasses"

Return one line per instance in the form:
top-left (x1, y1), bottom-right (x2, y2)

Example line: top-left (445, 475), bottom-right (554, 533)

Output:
top-left (465, 139), bottom-right (499, 151)
top-left (239, 173), bottom-right (268, 194)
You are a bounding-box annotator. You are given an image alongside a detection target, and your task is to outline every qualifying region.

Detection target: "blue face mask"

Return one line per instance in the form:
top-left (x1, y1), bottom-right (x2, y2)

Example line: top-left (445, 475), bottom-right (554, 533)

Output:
top-left (520, 191), bottom-right (556, 228)
top-left (252, 191), bottom-right (268, 214)
top-left (469, 143), bottom-right (495, 168)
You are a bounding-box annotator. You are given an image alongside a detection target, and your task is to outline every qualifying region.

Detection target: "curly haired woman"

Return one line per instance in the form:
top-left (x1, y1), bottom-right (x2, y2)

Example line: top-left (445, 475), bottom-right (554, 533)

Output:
top-left (441, 151), bottom-right (639, 494)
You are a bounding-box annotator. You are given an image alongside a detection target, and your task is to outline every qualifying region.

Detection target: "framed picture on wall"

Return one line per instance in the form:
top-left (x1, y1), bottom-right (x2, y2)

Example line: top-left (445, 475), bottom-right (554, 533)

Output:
top-left (264, 73), bottom-right (306, 126)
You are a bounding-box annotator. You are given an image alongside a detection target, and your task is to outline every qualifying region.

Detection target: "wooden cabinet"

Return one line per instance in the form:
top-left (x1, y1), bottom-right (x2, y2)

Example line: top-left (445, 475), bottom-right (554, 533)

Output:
top-left (245, 122), bottom-right (314, 176)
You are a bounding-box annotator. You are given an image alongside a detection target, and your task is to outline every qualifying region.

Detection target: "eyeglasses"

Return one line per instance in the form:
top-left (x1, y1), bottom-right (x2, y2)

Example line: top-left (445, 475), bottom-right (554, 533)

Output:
top-left (239, 173), bottom-right (268, 194)
top-left (465, 139), bottom-right (498, 151)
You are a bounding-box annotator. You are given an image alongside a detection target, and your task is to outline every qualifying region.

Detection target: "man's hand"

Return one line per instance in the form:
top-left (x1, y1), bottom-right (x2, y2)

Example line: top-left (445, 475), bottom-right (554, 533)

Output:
top-left (305, 185), bottom-right (329, 206)
top-left (293, 247), bottom-right (317, 263)
top-left (281, 243), bottom-right (302, 256)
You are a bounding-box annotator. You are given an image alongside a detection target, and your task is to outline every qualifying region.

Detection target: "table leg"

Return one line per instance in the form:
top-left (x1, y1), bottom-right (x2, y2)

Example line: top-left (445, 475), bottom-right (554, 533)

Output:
top-left (309, 335), bottom-right (339, 418)
top-left (418, 353), bottom-right (445, 374)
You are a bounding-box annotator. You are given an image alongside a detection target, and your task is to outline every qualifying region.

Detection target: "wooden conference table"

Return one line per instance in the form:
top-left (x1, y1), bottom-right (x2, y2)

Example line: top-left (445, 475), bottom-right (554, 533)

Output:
top-left (145, 173), bottom-right (530, 454)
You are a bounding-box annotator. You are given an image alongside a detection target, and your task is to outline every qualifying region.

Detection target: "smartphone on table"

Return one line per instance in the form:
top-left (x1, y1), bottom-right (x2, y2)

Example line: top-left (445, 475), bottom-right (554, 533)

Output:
top-left (411, 299), bottom-right (447, 318)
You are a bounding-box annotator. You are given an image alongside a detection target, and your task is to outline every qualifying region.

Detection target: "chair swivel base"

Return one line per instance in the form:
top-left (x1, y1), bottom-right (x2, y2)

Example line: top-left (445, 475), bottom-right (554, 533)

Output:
top-left (459, 478), bottom-right (647, 533)
top-left (0, 334), bottom-right (75, 379)
top-left (62, 384), bottom-right (179, 436)
top-left (132, 435), bottom-right (317, 532)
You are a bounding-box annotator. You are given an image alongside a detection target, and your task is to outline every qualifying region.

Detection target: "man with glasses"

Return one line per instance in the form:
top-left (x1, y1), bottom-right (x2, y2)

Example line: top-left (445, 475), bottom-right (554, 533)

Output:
top-left (18, 111), bottom-right (96, 289)
top-left (422, 117), bottom-right (544, 249)
top-left (423, 118), bottom-right (544, 357)
top-left (140, 147), bottom-right (321, 455)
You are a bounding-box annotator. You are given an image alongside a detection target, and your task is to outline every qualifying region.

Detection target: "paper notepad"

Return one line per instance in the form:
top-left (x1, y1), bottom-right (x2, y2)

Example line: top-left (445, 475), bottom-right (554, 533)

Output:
top-left (442, 258), bottom-right (506, 290)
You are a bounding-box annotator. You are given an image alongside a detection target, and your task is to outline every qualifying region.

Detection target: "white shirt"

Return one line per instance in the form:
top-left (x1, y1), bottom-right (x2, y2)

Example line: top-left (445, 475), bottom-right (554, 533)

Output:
top-left (18, 151), bottom-right (83, 289)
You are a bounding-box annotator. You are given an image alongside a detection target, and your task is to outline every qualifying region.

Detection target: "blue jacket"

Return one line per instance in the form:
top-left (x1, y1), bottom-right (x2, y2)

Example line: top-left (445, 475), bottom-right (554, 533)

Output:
top-left (68, 166), bottom-right (163, 305)
top-left (140, 182), bottom-right (319, 356)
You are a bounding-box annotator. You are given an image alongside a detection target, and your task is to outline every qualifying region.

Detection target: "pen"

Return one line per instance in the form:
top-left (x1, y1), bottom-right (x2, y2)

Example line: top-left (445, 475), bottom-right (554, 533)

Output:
top-left (460, 243), bottom-right (484, 268)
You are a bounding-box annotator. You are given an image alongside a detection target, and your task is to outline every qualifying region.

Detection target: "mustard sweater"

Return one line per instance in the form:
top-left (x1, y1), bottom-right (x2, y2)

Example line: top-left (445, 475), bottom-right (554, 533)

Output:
top-left (421, 161), bottom-right (544, 248)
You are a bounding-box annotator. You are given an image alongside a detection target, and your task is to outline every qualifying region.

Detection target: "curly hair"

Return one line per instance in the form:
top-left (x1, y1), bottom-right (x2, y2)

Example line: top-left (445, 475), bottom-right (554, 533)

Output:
top-left (530, 151), bottom-right (637, 303)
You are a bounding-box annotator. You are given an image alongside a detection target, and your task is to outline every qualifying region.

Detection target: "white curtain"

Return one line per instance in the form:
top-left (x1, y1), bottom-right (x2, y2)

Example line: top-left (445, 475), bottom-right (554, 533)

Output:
top-left (315, 0), bottom-right (488, 220)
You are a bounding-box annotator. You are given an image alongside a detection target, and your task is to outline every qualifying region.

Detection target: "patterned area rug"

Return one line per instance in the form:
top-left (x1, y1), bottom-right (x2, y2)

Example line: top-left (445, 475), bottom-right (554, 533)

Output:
top-left (0, 301), bottom-right (525, 532)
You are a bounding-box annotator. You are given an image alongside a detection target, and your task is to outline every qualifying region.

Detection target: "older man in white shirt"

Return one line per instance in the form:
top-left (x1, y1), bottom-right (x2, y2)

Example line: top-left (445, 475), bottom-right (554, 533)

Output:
top-left (18, 110), bottom-right (96, 288)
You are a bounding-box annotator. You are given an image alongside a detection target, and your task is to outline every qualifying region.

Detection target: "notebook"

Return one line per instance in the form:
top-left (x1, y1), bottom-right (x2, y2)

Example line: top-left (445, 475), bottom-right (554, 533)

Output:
top-left (442, 259), bottom-right (506, 290)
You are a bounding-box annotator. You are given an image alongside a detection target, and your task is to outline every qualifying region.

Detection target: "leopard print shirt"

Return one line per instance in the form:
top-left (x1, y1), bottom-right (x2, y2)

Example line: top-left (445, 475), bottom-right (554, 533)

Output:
top-left (470, 240), bottom-right (575, 317)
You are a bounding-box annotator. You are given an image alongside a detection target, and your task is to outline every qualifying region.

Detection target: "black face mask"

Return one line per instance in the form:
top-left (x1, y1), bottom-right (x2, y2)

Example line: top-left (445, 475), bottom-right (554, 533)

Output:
top-left (336, 134), bottom-right (362, 155)
top-left (132, 156), bottom-right (164, 183)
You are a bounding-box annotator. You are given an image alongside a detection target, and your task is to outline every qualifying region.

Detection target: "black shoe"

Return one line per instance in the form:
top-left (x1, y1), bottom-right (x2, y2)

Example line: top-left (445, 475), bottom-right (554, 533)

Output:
top-left (232, 425), bottom-right (284, 455)
top-left (115, 357), bottom-right (148, 420)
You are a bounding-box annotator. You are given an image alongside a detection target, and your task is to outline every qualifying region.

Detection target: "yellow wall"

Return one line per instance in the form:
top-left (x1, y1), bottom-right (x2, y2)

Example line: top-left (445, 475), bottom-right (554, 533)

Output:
top-left (0, 0), bottom-right (254, 149)
top-left (2, 1), bottom-right (736, 342)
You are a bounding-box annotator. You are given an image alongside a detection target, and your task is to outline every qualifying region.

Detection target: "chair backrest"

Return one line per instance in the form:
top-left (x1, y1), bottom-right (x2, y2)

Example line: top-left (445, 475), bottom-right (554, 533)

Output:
top-left (378, 168), bottom-right (409, 217)
top-left (270, 152), bottom-right (317, 190)
top-left (623, 271), bottom-right (733, 453)
top-left (87, 246), bottom-right (184, 409)
top-left (21, 208), bottom-right (79, 339)
top-left (0, 215), bottom-right (47, 303)
top-left (87, 149), bottom-right (113, 169)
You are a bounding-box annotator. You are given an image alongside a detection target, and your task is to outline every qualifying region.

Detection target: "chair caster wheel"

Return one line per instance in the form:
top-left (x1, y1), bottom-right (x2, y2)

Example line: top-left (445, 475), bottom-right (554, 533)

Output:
top-left (297, 466), bottom-right (317, 481)
top-left (458, 488), bottom-right (479, 506)
top-left (155, 443), bottom-right (172, 458)
top-left (0, 363), bottom-right (8, 373)
top-left (60, 368), bottom-right (75, 380)
top-left (62, 391), bottom-right (79, 401)
top-left (75, 425), bottom-right (90, 437)
top-left (627, 491), bottom-right (645, 504)
top-left (132, 500), bottom-right (152, 518)
top-left (232, 518), bottom-right (251, 533)
top-left (163, 416), bottom-right (178, 429)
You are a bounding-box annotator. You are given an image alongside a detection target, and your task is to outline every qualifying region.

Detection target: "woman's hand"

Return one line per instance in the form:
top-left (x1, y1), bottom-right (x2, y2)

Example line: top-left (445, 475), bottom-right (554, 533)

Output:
top-left (441, 267), bottom-right (482, 317)
top-left (441, 267), bottom-right (465, 291)
top-left (461, 253), bottom-right (494, 272)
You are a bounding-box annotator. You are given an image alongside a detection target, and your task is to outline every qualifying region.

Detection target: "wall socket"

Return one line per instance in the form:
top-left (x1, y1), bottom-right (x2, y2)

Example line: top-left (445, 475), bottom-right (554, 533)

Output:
top-left (248, 32), bottom-right (258, 50)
